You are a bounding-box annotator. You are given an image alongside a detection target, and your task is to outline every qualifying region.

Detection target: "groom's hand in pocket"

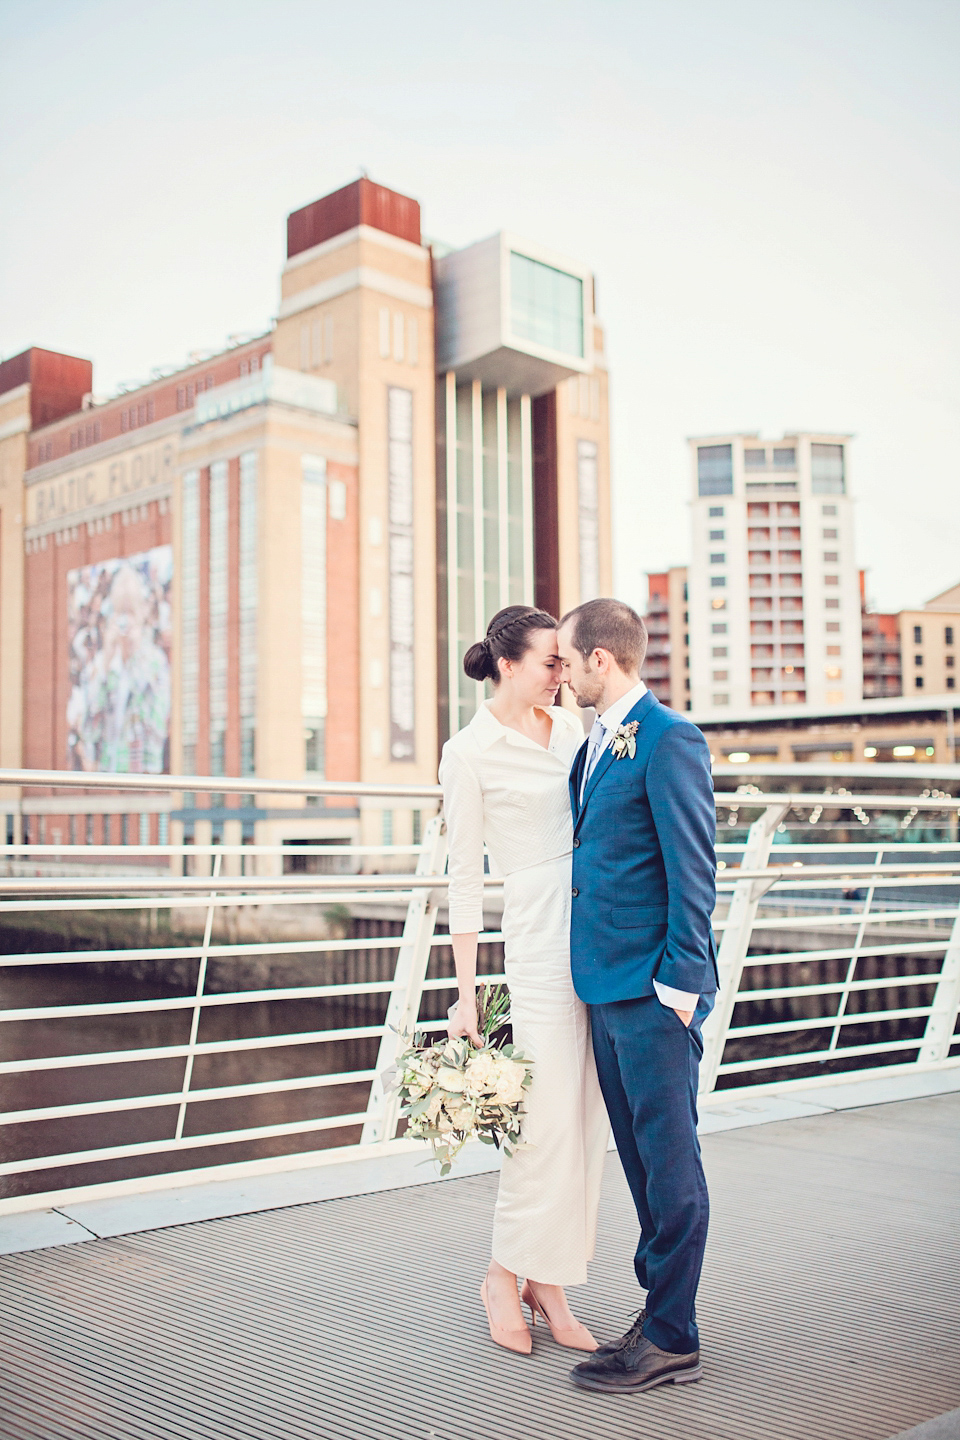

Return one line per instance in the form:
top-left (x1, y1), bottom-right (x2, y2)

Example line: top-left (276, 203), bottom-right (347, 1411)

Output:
top-left (673, 1008), bottom-right (694, 1028)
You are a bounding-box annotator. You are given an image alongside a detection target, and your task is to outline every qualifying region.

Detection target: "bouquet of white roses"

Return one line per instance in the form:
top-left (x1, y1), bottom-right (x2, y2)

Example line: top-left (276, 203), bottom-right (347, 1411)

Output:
top-left (391, 983), bottom-right (533, 1176)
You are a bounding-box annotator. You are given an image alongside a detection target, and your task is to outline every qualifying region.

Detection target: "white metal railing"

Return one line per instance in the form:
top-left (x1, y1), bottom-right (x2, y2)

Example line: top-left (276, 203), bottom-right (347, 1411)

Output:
top-left (0, 769), bottom-right (958, 1215)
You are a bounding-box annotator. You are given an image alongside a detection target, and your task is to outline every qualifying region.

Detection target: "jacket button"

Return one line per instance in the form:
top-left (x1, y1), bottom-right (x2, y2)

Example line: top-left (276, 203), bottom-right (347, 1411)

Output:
top-left (573, 838), bottom-right (580, 847)
top-left (572, 887), bottom-right (579, 897)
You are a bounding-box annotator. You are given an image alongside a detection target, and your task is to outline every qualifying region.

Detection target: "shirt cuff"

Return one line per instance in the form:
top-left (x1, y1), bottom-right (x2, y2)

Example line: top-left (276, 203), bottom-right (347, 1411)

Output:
top-left (653, 979), bottom-right (699, 1011)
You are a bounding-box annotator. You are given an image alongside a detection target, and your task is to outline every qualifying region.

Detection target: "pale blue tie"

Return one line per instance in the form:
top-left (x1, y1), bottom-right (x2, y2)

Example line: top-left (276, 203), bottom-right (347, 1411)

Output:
top-left (580, 717), bottom-right (606, 802)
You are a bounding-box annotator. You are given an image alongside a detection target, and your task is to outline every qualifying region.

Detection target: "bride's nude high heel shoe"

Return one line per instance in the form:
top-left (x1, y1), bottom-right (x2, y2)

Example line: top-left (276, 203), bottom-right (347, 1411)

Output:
top-left (480, 1277), bottom-right (532, 1355)
top-left (521, 1280), bottom-right (598, 1351)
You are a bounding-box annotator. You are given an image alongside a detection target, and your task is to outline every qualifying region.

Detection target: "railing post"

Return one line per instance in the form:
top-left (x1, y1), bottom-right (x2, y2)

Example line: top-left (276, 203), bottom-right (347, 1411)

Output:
top-left (917, 907), bottom-right (960, 1065)
top-left (174, 850), bottom-right (221, 1141)
top-left (361, 813), bottom-right (448, 1145)
top-left (699, 801), bottom-right (789, 1095)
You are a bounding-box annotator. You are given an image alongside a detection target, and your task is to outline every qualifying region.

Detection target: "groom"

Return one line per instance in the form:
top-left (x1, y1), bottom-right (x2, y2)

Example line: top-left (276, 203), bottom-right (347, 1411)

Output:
top-left (556, 598), bottom-right (718, 1395)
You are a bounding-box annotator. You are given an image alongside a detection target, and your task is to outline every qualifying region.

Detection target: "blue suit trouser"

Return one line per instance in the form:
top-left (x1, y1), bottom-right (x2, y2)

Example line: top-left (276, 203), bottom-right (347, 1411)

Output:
top-left (590, 991), bottom-right (714, 1354)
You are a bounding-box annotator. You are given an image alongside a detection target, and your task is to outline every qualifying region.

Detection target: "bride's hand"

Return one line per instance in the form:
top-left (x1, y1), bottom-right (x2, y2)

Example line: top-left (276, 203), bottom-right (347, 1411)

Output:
top-left (448, 995), bottom-right (483, 1047)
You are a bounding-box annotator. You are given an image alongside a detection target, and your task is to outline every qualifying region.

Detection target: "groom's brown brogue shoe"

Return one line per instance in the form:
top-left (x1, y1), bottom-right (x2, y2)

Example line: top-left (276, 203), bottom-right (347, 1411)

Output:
top-left (593, 1308), bottom-right (646, 1358)
top-left (570, 1333), bottom-right (702, 1393)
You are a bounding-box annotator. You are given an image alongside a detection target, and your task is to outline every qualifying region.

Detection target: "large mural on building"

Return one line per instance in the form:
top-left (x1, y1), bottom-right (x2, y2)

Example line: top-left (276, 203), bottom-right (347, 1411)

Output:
top-left (66, 545), bottom-right (173, 773)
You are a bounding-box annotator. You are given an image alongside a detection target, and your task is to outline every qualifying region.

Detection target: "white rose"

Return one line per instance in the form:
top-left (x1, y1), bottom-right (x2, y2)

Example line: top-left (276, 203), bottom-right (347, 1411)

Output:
top-left (464, 1051), bottom-right (500, 1095)
top-left (492, 1059), bottom-right (527, 1105)
top-left (436, 1067), bottom-right (466, 1093)
top-left (425, 1092), bottom-right (445, 1122)
top-left (447, 1102), bottom-right (477, 1132)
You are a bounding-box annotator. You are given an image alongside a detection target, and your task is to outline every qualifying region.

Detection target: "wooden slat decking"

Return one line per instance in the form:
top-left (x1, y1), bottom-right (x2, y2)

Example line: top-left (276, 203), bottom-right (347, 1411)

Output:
top-left (1, 1093), bottom-right (958, 1440)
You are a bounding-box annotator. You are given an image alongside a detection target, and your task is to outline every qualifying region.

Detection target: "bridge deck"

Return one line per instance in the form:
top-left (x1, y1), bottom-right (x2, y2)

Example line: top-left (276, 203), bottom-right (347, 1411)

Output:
top-left (1, 1092), bottom-right (958, 1440)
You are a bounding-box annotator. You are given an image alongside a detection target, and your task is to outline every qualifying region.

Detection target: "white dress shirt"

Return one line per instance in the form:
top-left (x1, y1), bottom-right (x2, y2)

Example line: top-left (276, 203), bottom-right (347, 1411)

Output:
top-left (590, 680), bottom-right (700, 1016)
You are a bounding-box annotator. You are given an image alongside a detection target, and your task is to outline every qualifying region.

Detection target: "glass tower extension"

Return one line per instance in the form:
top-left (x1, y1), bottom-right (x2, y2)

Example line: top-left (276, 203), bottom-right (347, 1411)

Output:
top-left (442, 372), bottom-right (534, 734)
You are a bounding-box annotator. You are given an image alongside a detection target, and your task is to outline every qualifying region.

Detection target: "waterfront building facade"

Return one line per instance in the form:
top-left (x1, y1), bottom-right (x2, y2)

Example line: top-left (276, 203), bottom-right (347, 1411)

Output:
top-left (642, 567), bottom-right (689, 710)
top-left (687, 432), bottom-right (863, 716)
top-left (0, 178), bottom-right (611, 852)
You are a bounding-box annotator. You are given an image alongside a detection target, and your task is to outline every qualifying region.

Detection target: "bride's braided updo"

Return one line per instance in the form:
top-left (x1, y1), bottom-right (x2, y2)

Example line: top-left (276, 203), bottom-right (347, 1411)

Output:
top-left (463, 605), bottom-right (559, 685)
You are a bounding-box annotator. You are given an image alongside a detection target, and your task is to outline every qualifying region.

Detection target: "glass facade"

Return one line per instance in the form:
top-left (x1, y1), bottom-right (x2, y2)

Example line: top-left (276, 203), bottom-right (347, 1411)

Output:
top-left (811, 442), bottom-right (845, 494)
top-left (387, 387), bottom-right (416, 761)
top-left (698, 444), bottom-right (734, 496)
top-left (208, 460), bottom-right (228, 776)
top-left (239, 452), bottom-right (258, 776)
top-left (509, 252), bottom-right (584, 358)
top-left (445, 378), bottom-right (533, 734)
top-left (301, 455), bottom-right (327, 774)
top-left (180, 470), bottom-right (199, 774)
top-left (577, 439), bottom-right (600, 602)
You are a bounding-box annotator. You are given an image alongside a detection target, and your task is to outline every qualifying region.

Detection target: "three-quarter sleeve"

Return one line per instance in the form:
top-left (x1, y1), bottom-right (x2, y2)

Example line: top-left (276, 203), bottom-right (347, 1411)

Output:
top-left (439, 743), bottom-right (486, 934)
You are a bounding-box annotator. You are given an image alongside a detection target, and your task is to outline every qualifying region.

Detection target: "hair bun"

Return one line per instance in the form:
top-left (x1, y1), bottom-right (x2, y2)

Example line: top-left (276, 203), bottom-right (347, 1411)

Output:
top-left (463, 639), bottom-right (497, 682)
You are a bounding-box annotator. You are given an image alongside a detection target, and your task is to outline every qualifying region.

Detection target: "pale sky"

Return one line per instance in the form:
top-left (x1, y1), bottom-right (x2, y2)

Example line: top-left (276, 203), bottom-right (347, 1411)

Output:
top-left (2, 0), bottom-right (958, 614)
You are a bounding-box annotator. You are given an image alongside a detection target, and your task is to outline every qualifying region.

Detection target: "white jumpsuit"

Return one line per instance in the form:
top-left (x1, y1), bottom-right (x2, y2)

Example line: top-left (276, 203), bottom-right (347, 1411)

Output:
top-left (439, 702), bottom-right (610, 1285)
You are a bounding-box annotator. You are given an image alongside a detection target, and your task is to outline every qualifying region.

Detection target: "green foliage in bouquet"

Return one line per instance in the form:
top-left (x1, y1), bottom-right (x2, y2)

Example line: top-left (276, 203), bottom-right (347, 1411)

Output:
top-left (391, 982), bottom-right (533, 1177)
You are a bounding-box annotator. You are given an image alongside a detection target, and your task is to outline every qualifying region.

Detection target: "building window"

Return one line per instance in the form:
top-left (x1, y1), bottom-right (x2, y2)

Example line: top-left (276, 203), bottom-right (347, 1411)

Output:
top-left (712, 693), bottom-right (729, 705)
top-left (712, 597), bottom-right (727, 610)
top-left (712, 669), bottom-right (729, 682)
top-left (914, 653), bottom-right (923, 666)
top-left (712, 646), bottom-right (728, 658)
top-left (208, 460), bottom-right (229, 776)
top-left (826, 621), bottom-right (841, 632)
top-left (744, 447), bottom-right (766, 469)
top-left (393, 312), bottom-right (405, 363)
top-left (577, 440), bottom-right (600, 603)
top-left (708, 505), bottom-right (725, 518)
top-left (822, 503), bottom-right (837, 516)
top-left (709, 529), bottom-right (725, 541)
top-left (379, 307), bottom-right (390, 360)
top-left (387, 387), bottom-right (416, 761)
top-left (947, 655), bottom-right (956, 669)
top-left (239, 452), bottom-right (258, 777)
top-left (712, 623), bottom-right (728, 634)
top-left (915, 676), bottom-right (924, 689)
top-left (697, 444), bottom-right (733, 497)
top-left (823, 527), bottom-right (838, 539)
top-left (948, 677), bottom-right (956, 689)
top-left (509, 251), bottom-right (583, 357)
top-left (773, 447), bottom-right (796, 469)
top-left (826, 667), bottom-right (842, 679)
top-left (824, 574), bottom-right (839, 585)
top-left (329, 478), bottom-right (347, 521)
top-left (180, 470), bottom-right (200, 774)
top-left (407, 316), bottom-right (418, 366)
top-left (710, 575), bottom-right (726, 588)
top-left (302, 455), bottom-right (327, 774)
top-left (825, 598), bottom-right (840, 609)
top-left (811, 442), bottom-right (845, 494)
top-left (709, 552), bottom-right (725, 565)
top-left (823, 551), bottom-right (839, 563)
top-left (913, 625), bottom-right (923, 644)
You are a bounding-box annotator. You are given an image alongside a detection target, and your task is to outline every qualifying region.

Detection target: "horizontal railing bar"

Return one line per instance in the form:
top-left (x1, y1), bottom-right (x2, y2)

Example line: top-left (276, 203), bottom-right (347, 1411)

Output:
top-left (717, 1037), bottom-right (922, 1074)
top-left (741, 939), bottom-right (953, 967)
top-left (712, 792), bottom-right (959, 811)
top-left (0, 977), bottom-right (406, 1024)
top-left (0, 889), bottom-right (482, 915)
top-left (0, 1024), bottom-right (386, 1076)
top-left (1, 860), bottom-right (959, 899)
top-left (728, 1005), bottom-right (930, 1039)
top-left (0, 844), bottom-right (424, 857)
top-left (748, 907), bottom-right (958, 932)
top-left (1, 769), bottom-right (957, 810)
top-left (0, 1068), bottom-right (378, 1127)
top-left (716, 842), bottom-right (960, 852)
top-left (738, 973), bottom-right (943, 1003)
top-left (0, 929), bottom-right (504, 969)
top-left (0, 767), bottom-right (441, 800)
top-left (0, 1110), bottom-right (371, 1177)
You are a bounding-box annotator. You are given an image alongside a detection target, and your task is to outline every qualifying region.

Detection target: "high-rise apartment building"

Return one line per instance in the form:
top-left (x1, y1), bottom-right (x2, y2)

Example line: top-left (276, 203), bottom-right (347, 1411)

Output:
top-left (642, 568), bottom-right (689, 710)
top-left (687, 432), bottom-right (863, 714)
top-left (0, 177), bottom-right (611, 851)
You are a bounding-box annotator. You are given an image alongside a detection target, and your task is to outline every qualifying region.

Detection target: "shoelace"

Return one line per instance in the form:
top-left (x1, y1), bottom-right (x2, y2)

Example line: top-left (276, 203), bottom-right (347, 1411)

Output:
top-left (616, 1308), bottom-right (647, 1352)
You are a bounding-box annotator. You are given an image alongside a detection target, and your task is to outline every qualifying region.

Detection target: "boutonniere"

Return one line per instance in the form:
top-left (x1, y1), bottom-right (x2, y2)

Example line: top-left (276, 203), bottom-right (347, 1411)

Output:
top-left (609, 720), bottom-right (640, 760)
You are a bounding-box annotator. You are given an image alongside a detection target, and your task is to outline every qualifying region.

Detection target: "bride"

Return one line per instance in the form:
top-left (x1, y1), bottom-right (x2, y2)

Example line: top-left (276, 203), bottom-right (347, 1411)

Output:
top-left (439, 604), bottom-right (610, 1355)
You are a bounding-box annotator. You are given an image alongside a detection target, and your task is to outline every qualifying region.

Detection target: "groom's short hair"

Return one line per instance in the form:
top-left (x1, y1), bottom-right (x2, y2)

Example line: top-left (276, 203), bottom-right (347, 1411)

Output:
top-left (560, 598), bottom-right (647, 673)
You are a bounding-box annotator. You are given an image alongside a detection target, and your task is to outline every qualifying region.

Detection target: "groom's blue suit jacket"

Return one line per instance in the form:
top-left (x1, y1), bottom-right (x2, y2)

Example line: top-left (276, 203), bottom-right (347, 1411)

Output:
top-left (569, 690), bottom-right (719, 1005)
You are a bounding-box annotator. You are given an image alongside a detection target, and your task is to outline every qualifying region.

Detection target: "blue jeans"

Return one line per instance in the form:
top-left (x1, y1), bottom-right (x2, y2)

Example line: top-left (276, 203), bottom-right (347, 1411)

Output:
top-left (590, 991), bottom-right (714, 1354)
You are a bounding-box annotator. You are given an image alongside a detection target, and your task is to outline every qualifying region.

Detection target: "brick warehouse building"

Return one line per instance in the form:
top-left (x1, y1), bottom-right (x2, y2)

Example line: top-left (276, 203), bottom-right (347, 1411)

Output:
top-left (0, 178), bottom-right (612, 853)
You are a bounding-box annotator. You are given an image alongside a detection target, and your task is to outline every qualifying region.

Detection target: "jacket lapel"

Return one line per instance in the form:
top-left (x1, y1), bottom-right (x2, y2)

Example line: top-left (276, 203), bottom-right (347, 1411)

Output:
top-left (574, 690), bottom-right (658, 834)
top-left (569, 737), bottom-right (588, 819)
